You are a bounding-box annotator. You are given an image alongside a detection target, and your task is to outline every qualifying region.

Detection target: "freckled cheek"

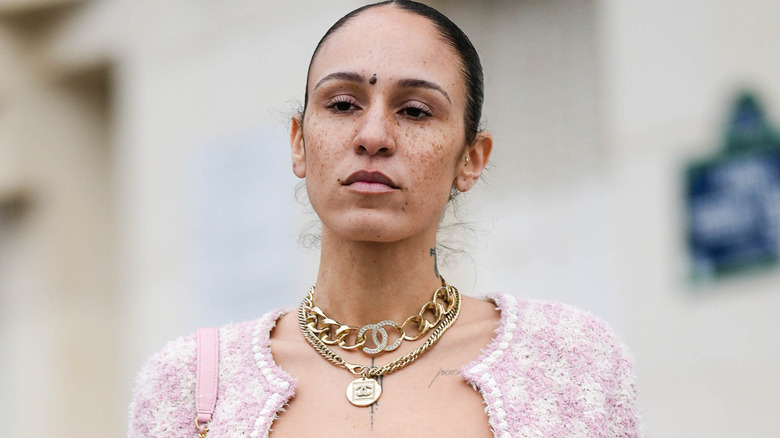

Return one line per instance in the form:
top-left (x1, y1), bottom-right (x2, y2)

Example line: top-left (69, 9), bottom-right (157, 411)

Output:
top-left (404, 131), bottom-right (462, 207)
top-left (303, 118), bottom-right (353, 184)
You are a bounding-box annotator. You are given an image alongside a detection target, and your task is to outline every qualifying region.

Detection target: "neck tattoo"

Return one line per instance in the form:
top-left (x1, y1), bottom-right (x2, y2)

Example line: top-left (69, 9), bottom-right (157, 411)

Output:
top-left (430, 247), bottom-right (440, 277)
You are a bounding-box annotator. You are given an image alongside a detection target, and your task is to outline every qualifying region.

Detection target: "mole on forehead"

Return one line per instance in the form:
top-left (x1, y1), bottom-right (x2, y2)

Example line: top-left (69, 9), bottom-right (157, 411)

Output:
top-left (369, 74), bottom-right (377, 85)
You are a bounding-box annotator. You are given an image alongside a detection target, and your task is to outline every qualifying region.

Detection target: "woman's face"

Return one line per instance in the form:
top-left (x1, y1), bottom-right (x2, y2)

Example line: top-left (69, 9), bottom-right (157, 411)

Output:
top-left (291, 6), bottom-right (489, 243)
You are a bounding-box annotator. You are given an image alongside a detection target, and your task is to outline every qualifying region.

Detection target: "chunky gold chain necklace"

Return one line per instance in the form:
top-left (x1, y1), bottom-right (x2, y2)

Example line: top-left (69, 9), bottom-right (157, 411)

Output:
top-left (302, 278), bottom-right (458, 355)
top-left (298, 281), bottom-right (461, 407)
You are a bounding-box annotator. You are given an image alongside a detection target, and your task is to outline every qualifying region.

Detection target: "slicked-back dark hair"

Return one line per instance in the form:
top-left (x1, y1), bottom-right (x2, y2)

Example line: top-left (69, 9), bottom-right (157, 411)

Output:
top-left (302, 0), bottom-right (484, 144)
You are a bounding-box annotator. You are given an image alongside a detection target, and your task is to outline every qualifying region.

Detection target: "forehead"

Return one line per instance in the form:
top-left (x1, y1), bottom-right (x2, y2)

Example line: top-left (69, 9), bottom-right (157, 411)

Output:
top-left (309, 7), bottom-right (465, 101)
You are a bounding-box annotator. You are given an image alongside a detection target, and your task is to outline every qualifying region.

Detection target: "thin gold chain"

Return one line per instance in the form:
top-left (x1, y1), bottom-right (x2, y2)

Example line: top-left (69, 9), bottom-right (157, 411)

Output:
top-left (298, 284), bottom-right (461, 379)
top-left (303, 277), bottom-right (456, 354)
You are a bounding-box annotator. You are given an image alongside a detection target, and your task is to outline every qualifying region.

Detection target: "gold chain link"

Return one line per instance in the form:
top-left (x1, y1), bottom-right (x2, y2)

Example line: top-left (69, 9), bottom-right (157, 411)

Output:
top-left (302, 278), bottom-right (456, 354)
top-left (298, 284), bottom-right (461, 379)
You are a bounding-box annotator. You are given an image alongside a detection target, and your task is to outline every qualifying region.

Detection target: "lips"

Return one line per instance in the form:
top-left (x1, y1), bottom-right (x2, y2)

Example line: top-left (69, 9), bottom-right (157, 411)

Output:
top-left (343, 170), bottom-right (399, 189)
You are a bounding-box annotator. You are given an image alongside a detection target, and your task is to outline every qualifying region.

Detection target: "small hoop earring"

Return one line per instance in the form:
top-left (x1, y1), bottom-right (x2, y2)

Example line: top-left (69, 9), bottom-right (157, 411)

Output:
top-left (464, 156), bottom-right (470, 166)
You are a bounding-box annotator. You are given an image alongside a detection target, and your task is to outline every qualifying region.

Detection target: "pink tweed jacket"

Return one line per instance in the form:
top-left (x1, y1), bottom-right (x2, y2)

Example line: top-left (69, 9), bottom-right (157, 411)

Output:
top-left (128, 294), bottom-right (644, 437)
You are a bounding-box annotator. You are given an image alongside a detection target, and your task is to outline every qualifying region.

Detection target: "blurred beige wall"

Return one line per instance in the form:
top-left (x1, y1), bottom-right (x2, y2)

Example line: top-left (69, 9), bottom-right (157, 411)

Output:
top-left (0, 1), bottom-right (119, 436)
top-left (601, 1), bottom-right (780, 435)
top-left (1, 0), bottom-right (778, 436)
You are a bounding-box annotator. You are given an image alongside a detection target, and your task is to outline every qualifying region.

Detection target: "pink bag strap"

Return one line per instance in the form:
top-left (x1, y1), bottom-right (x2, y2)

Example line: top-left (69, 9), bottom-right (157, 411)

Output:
top-left (195, 327), bottom-right (219, 436)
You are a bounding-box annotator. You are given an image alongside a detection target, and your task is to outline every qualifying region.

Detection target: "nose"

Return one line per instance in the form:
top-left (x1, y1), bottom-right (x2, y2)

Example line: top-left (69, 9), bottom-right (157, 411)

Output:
top-left (352, 107), bottom-right (396, 156)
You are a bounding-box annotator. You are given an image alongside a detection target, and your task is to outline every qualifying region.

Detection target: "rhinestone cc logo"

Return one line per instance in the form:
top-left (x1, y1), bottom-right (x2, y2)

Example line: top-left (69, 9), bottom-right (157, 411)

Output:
top-left (358, 320), bottom-right (402, 354)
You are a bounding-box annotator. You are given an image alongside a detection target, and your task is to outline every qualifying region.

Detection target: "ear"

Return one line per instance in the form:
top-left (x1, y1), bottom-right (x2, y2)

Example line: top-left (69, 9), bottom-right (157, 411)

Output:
top-left (456, 132), bottom-right (492, 192)
top-left (290, 115), bottom-right (306, 178)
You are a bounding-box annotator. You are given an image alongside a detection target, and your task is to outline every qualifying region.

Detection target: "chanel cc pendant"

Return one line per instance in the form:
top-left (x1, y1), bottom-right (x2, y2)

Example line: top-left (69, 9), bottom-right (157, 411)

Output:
top-left (346, 377), bottom-right (382, 407)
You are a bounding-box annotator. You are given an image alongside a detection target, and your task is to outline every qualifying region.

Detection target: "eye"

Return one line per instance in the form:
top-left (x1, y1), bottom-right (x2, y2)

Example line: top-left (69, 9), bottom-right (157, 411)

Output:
top-left (335, 101), bottom-right (352, 111)
top-left (400, 102), bottom-right (433, 119)
top-left (326, 96), bottom-right (359, 113)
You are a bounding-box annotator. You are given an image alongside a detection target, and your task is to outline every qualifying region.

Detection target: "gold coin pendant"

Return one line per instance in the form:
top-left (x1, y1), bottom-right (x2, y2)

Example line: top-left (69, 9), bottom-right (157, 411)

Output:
top-left (346, 377), bottom-right (382, 407)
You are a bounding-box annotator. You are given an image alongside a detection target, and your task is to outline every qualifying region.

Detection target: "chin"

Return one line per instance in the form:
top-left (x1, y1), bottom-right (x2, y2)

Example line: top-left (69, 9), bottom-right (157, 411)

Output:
top-left (327, 221), bottom-right (410, 243)
top-left (321, 211), bottom-right (432, 244)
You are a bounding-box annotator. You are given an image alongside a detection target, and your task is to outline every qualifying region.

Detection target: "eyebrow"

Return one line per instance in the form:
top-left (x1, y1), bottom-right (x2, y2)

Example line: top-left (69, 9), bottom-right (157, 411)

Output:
top-left (398, 78), bottom-right (451, 103)
top-left (313, 71), bottom-right (365, 91)
top-left (312, 71), bottom-right (452, 103)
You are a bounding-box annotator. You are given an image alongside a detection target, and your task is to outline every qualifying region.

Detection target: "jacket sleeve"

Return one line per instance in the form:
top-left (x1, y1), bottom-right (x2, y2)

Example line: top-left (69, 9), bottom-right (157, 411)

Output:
top-left (557, 301), bottom-right (645, 437)
top-left (127, 333), bottom-right (198, 438)
top-left (604, 335), bottom-right (645, 437)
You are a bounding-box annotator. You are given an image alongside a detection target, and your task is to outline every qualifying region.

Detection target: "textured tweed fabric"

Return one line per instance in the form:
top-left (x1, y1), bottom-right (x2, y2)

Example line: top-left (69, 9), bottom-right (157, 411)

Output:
top-left (128, 294), bottom-right (644, 437)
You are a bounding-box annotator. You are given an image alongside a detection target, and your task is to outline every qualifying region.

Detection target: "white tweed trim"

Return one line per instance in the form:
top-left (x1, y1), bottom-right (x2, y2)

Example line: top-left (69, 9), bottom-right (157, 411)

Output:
top-left (249, 312), bottom-right (293, 438)
top-left (465, 293), bottom-right (517, 438)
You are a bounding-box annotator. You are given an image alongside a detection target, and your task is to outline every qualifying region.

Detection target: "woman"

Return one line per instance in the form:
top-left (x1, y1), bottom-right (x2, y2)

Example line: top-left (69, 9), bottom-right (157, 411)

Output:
top-left (129, 2), bottom-right (643, 437)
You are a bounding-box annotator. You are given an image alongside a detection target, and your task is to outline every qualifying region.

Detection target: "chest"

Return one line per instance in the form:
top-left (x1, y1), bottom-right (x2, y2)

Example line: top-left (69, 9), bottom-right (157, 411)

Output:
top-left (250, 299), bottom-right (503, 437)
top-left (267, 362), bottom-right (494, 438)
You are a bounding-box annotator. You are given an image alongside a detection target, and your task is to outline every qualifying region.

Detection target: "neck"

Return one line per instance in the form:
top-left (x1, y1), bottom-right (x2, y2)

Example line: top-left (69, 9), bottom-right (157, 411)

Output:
top-left (312, 227), bottom-right (444, 327)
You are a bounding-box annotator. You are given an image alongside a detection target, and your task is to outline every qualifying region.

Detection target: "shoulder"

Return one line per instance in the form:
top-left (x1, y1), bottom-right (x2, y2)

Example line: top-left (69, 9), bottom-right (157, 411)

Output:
top-left (463, 294), bottom-right (644, 437)
top-left (464, 293), bottom-right (636, 378)
top-left (127, 330), bottom-right (198, 438)
top-left (485, 293), bottom-right (632, 364)
top-left (492, 293), bottom-right (637, 392)
top-left (127, 311), bottom-right (289, 438)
